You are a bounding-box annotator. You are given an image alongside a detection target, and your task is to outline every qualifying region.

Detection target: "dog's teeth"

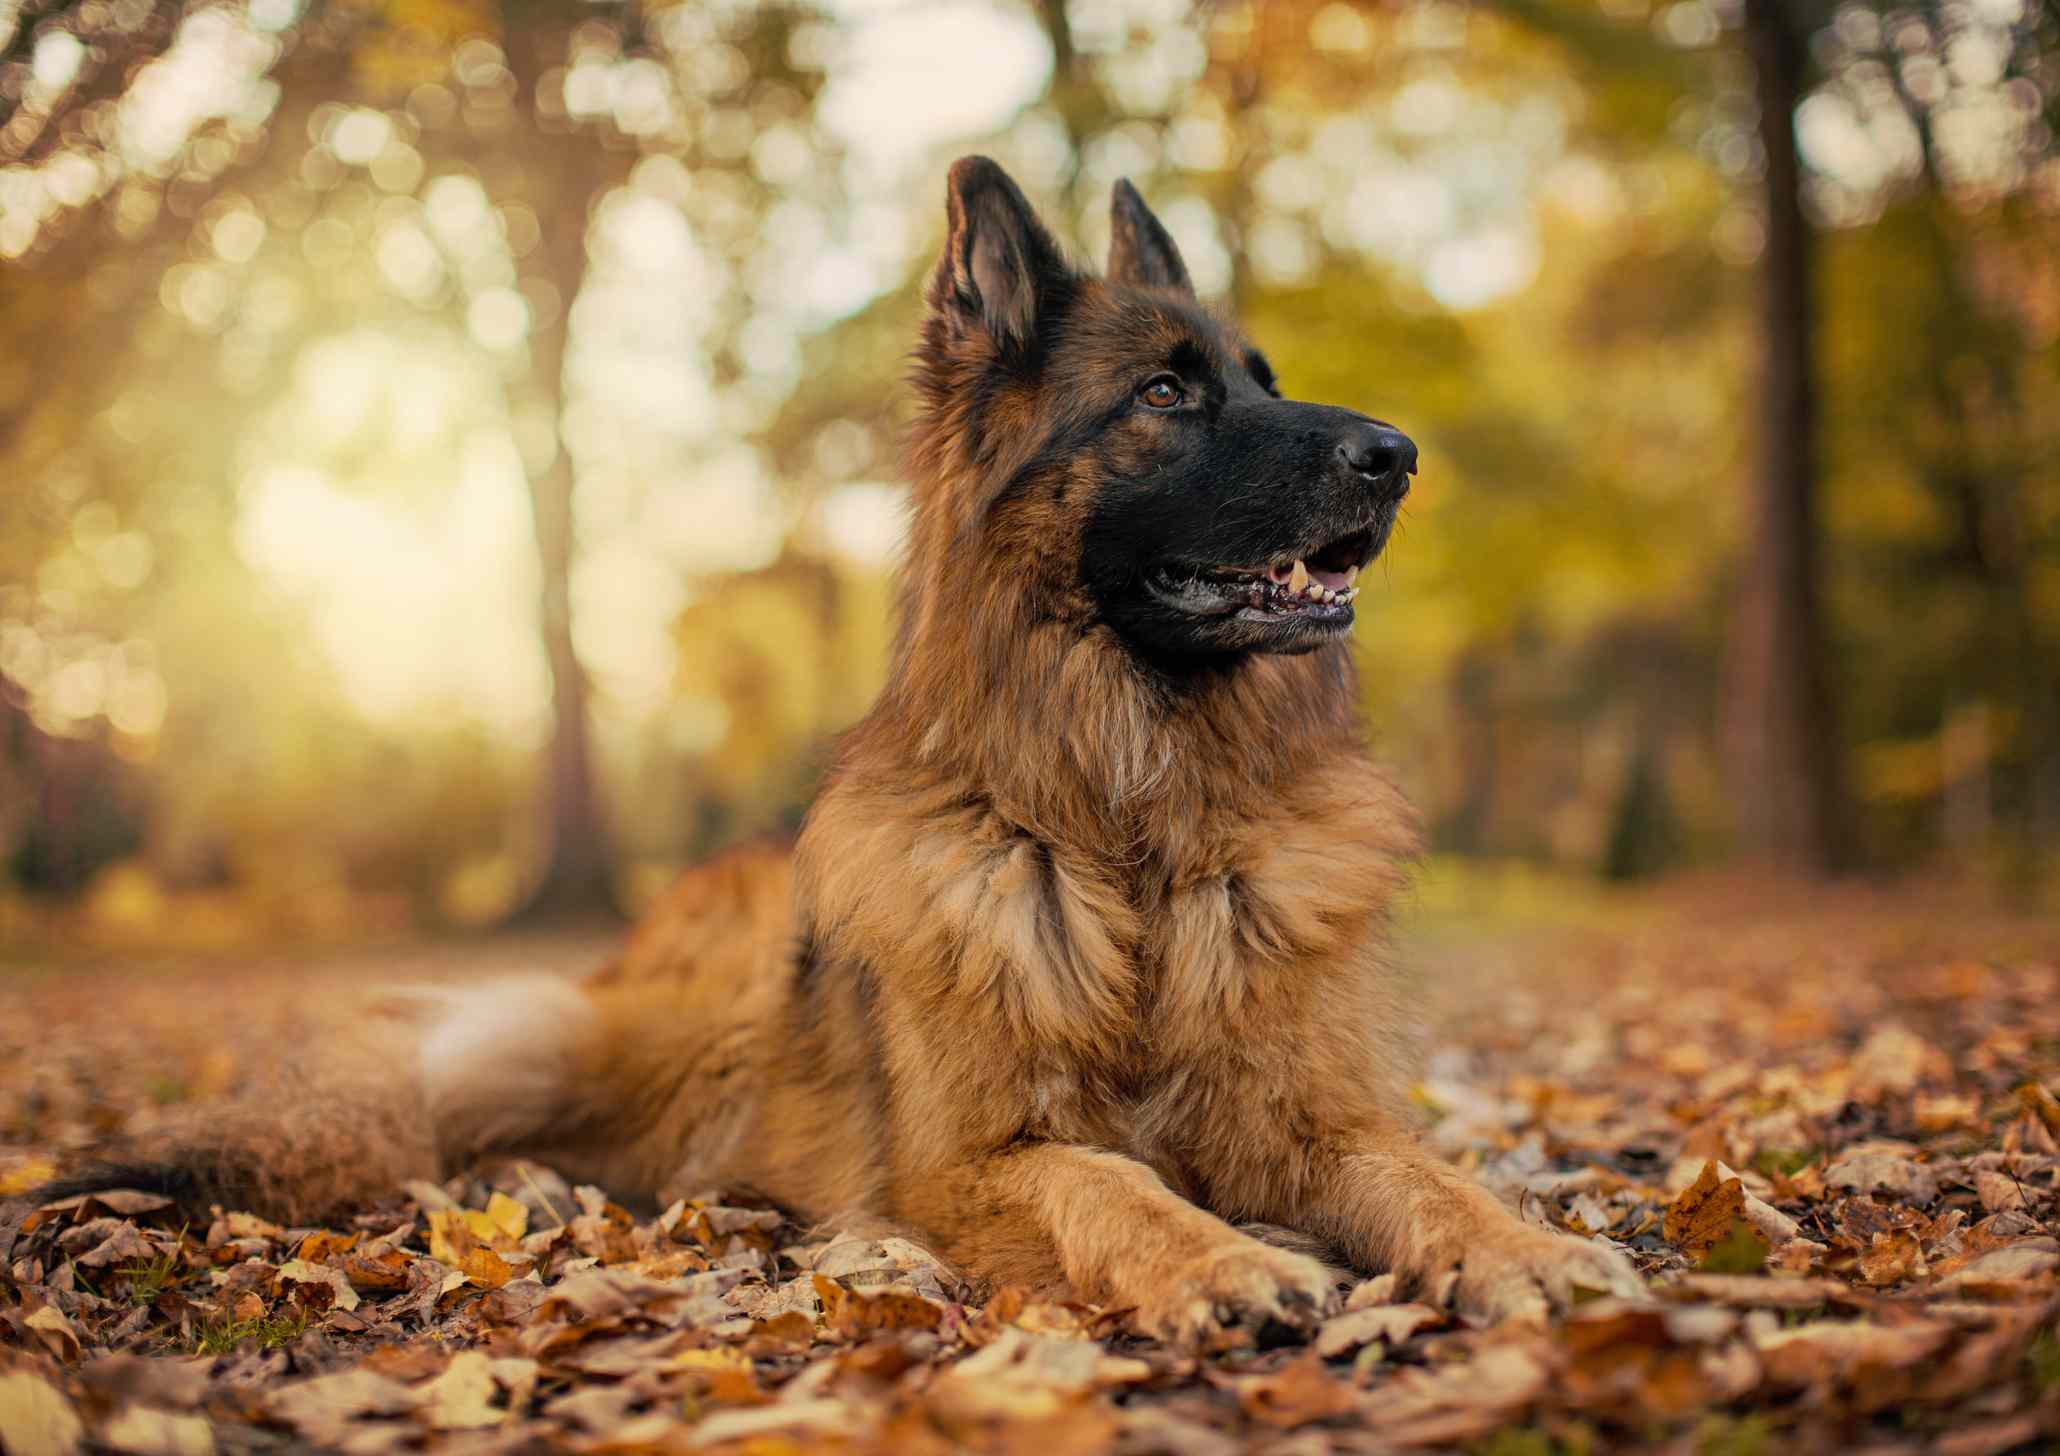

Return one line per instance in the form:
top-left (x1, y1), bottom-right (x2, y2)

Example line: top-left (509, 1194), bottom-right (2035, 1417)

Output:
top-left (1288, 560), bottom-right (1309, 594)
top-left (1343, 565), bottom-right (1360, 587)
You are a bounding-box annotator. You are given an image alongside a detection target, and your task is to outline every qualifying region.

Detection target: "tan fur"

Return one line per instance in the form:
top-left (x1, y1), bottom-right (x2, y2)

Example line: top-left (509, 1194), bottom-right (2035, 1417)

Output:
top-left (60, 162), bottom-right (1639, 1339)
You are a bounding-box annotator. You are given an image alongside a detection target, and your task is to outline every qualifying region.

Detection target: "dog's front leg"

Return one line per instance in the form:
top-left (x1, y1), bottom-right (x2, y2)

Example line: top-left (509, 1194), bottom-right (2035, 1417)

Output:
top-left (1308, 1131), bottom-right (1644, 1323)
top-left (958, 1143), bottom-right (1339, 1345)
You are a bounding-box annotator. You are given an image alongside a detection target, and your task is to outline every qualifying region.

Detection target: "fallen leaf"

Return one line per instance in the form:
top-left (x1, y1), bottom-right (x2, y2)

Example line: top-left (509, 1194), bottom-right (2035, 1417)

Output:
top-left (97, 1406), bottom-right (215, 1456)
top-left (1664, 1274), bottom-right (1845, 1308)
top-left (265, 1369), bottom-right (420, 1447)
top-left (1823, 1151), bottom-right (1940, 1205)
top-left (1856, 1230), bottom-right (1926, 1286)
top-left (1972, 1170), bottom-right (2026, 1213)
top-left (1313, 1302), bottom-right (1443, 1358)
top-left (1753, 1319), bottom-right (1951, 1387)
top-left (337, 1247), bottom-right (414, 1292)
top-left (423, 1211), bottom-right (516, 1291)
top-left (415, 1350), bottom-right (514, 1430)
top-left (743, 1309), bottom-right (815, 1352)
top-left (1665, 1161), bottom-right (1746, 1256)
top-left (1224, 1354), bottom-right (1363, 1429)
top-left (0, 1371), bottom-right (84, 1456)
top-left (276, 1258), bottom-right (362, 1312)
top-left (813, 1272), bottom-right (942, 1338)
top-left (687, 1399), bottom-right (856, 1448)
top-left (25, 1303), bottom-right (83, 1362)
top-left (2016, 1082), bottom-right (2060, 1137)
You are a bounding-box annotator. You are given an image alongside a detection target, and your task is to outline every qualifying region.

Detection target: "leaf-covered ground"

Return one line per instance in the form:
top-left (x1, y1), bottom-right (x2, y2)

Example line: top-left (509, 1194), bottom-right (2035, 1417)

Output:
top-left (2, 883), bottom-right (2058, 1455)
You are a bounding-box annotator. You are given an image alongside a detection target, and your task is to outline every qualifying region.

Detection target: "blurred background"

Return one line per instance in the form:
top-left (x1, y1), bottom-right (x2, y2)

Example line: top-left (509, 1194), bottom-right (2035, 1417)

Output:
top-left (0, 0), bottom-right (2055, 949)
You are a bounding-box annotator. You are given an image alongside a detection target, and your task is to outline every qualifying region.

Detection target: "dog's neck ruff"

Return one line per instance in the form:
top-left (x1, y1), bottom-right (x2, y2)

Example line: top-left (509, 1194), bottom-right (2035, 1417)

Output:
top-left (869, 543), bottom-right (1365, 867)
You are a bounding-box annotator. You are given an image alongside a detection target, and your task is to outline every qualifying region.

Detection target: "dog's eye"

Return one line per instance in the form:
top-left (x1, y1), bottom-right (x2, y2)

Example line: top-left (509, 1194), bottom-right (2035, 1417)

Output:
top-left (1138, 376), bottom-right (1184, 410)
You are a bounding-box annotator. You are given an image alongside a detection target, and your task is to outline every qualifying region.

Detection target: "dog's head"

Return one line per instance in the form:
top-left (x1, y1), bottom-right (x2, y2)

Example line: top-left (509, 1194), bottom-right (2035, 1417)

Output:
top-left (908, 156), bottom-right (1415, 667)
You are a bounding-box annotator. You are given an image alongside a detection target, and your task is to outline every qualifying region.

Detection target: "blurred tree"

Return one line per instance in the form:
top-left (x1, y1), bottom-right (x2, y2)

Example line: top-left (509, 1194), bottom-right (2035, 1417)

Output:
top-left (1727, 0), bottom-right (1848, 872)
top-left (1489, 0), bottom-right (2056, 874)
top-left (1, 0), bottom-right (840, 921)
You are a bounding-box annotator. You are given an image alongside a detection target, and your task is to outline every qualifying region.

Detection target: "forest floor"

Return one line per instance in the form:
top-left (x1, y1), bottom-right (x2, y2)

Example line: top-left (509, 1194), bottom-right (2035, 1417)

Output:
top-left (1, 875), bottom-right (2057, 1455)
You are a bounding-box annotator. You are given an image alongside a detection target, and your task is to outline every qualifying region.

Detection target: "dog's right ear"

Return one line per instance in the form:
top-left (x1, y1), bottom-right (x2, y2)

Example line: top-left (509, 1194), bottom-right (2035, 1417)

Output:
top-left (931, 156), bottom-right (1069, 353)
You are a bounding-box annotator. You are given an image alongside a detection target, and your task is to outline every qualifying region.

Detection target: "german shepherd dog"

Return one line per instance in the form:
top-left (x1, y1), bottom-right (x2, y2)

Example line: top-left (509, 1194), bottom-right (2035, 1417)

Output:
top-left (44, 159), bottom-right (1641, 1343)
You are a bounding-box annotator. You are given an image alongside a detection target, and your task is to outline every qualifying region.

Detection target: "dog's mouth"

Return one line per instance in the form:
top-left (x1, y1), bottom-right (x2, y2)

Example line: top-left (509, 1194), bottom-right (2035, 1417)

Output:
top-left (1147, 526), bottom-right (1377, 627)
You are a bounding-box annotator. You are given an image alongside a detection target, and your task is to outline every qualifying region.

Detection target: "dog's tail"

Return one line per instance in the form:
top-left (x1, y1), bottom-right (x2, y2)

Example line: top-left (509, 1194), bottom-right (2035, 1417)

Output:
top-left (33, 843), bottom-right (796, 1224)
top-left (34, 974), bottom-right (598, 1224)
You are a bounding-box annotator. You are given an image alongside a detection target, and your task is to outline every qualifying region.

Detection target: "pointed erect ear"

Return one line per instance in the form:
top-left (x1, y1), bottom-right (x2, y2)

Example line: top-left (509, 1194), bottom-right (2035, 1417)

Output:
top-left (931, 156), bottom-right (1069, 350)
top-left (1107, 178), bottom-right (1193, 296)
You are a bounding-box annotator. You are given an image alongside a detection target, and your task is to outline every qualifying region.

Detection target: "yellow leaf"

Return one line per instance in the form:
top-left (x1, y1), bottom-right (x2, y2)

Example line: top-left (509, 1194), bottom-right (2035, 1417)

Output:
top-left (0, 1372), bottom-right (83, 1456)
top-left (0, 1157), bottom-right (56, 1197)
top-left (478, 1191), bottom-right (529, 1243)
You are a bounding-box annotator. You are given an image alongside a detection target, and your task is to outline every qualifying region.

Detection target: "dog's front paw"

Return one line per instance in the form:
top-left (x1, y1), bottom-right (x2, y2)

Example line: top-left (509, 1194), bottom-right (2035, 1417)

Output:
top-left (1134, 1240), bottom-right (1340, 1349)
top-left (1449, 1226), bottom-right (1645, 1325)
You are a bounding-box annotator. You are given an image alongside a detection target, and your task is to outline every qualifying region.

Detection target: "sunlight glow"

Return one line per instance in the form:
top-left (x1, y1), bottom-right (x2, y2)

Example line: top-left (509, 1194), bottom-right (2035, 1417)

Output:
top-left (235, 456), bottom-right (548, 737)
top-left (819, 2), bottom-right (1052, 179)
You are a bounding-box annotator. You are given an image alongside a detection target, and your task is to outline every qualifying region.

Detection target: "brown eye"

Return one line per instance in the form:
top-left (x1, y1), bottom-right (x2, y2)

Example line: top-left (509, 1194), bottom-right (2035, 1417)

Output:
top-left (1139, 376), bottom-right (1183, 409)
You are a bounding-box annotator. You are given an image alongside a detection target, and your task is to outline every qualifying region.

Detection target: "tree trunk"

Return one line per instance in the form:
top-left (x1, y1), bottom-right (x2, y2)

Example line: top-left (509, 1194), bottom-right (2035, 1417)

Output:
top-left (1721, 0), bottom-right (1848, 874)
top-left (519, 434), bottom-right (616, 921)
top-left (501, 18), bottom-right (629, 923)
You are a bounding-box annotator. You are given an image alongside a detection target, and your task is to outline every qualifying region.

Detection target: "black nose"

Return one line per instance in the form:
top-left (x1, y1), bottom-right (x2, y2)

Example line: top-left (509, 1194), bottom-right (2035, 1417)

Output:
top-left (1337, 425), bottom-right (1416, 492)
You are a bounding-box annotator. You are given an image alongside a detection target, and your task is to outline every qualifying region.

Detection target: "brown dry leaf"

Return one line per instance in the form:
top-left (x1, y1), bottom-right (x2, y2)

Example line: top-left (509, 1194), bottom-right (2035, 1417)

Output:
top-left (743, 1309), bottom-right (816, 1352)
top-left (1915, 1093), bottom-right (1981, 1132)
top-left (813, 1271), bottom-right (942, 1338)
top-left (1313, 1302), bottom-right (1443, 1358)
top-left (209, 1211), bottom-right (283, 1243)
top-left (1558, 1305), bottom-right (1717, 1421)
top-left (2016, 1081), bottom-right (2060, 1136)
top-left (276, 1257), bottom-right (363, 1311)
top-left (688, 1398), bottom-right (858, 1448)
top-left (1849, 1025), bottom-right (1947, 1098)
top-left (1224, 1354), bottom-right (1363, 1429)
top-left (1366, 1342), bottom-right (1554, 1445)
top-left (1344, 1272), bottom-right (1402, 1309)
top-left (97, 1406), bottom-right (215, 1456)
top-left (74, 1223), bottom-right (161, 1269)
top-left (1664, 1274), bottom-right (1845, 1308)
top-left (975, 1285), bottom-right (1097, 1340)
top-left (0, 1370), bottom-right (85, 1456)
top-left (293, 1230), bottom-right (360, 1262)
top-left (1856, 1231), bottom-right (1927, 1286)
top-left (338, 1247), bottom-right (415, 1292)
top-left (1934, 1240), bottom-right (2060, 1289)
top-left (25, 1303), bottom-right (84, 1362)
top-left (40, 1190), bottom-right (173, 1221)
top-left (265, 1368), bottom-right (421, 1447)
top-left (1752, 1319), bottom-right (1952, 1388)
top-left (1822, 1149), bottom-right (1940, 1204)
top-left (1664, 1160), bottom-right (1745, 1256)
top-left (415, 1350), bottom-right (534, 1430)
top-left (75, 1356), bottom-right (210, 1412)
top-left (1973, 1169), bottom-right (2027, 1213)
top-left (1932, 1415), bottom-right (2048, 1456)
top-left (565, 1189), bottom-right (641, 1265)
top-left (948, 1328), bottom-right (1151, 1399)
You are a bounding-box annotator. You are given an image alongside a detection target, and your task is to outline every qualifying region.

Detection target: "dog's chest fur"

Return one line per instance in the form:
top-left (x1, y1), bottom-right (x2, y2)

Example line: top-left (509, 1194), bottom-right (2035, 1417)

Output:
top-left (801, 752), bottom-right (1416, 1184)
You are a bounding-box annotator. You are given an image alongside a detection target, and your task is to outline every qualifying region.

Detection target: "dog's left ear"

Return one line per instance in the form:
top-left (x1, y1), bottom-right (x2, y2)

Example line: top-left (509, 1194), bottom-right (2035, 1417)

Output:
top-left (1107, 179), bottom-right (1193, 296)
top-left (932, 155), bottom-right (1070, 352)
